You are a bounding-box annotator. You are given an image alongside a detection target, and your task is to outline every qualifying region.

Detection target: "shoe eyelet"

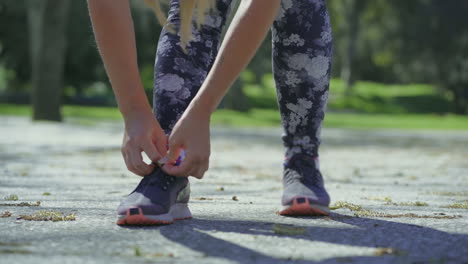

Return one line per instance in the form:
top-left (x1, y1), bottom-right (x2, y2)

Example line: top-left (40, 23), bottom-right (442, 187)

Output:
top-left (162, 186), bottom-right (168, 191)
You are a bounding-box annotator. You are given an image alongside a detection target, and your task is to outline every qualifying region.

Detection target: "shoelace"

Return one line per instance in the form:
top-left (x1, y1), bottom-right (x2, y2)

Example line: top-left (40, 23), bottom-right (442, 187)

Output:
top-left (140, 170), bottom-right (176, 192)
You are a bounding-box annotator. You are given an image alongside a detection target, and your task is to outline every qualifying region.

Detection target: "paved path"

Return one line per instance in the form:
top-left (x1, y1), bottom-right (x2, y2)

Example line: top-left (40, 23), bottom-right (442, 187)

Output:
top-left (1, 116), bottom-right (467, 264)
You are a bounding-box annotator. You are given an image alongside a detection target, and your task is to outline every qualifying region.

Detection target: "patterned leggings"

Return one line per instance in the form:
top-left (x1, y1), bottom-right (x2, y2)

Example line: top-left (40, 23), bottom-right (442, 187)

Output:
top-left (153, 0), bottom-right (333, 160)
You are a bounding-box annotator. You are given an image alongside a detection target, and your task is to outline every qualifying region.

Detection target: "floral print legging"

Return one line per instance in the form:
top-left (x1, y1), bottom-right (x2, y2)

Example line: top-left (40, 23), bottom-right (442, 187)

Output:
top-left (153, 0), bottom-right (333, 160)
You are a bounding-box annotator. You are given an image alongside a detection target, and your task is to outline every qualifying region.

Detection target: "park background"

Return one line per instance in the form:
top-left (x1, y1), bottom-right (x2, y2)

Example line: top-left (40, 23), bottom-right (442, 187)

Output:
top-left (1, 1), bottom-right (468, 262)
top-left (0, 0), bottom-right (468, 129)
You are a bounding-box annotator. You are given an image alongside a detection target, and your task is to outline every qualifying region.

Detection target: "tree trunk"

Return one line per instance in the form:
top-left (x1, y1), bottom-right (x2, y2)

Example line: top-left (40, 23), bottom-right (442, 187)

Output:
top-left (452, 85), bottom-right (468, 115)
top-left (28, 0), bottom-right (70, 121)
top-left (340, 0), bottom-right (360, 96)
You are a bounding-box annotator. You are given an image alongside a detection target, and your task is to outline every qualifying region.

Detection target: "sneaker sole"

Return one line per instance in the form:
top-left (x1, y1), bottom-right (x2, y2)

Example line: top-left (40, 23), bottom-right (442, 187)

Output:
top-left (117, 203), bottom-right (192, 226)
top-left (279, 197), bottom-right (330, 216)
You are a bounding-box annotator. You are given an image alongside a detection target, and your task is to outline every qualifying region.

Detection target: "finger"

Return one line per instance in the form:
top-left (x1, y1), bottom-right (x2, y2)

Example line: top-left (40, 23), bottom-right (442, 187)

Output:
top-left (165, 145), bottom-right (181, 164)
top-left (142, 142), bottom-right (162, 163)
top-left (153, 132), bottom-right (168, 157)
top-left (192, 160), bottom-right (209, 179)
top-left (162, 155), bottom-right (194, 177)
top-left (191, 168), bottom-right (204, 179)
top-left (128, 149), bottom-right (154, 176)
top-left (122, 151), bottom-right (139, 176)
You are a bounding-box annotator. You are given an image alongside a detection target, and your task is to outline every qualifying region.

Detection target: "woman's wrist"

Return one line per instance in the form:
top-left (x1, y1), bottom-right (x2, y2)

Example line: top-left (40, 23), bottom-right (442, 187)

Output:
top-left (119, 99), bottom-right (153, 123)
top-left (115, 82), bottom-right (152, 117)
top-left (189, 91), bottom-right (219, 120)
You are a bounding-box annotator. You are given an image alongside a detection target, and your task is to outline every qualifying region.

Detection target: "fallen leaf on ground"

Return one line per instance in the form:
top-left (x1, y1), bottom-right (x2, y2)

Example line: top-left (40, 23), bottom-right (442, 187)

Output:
top-left (1, 211), bottom-right (12, 218)
top-left (330, 201), bottom-right (362, 211)
top-left (134, 246), bottom-right (142, 257)
top-left (374, 247), bottom-right (407, 256)
top-left (427, 191), bottom-right (468, 197)
top-left (193, 197), bottom-right (213, 201)
top-left (441, 202), bottom-right (468, 209)
top-left (394, 201), bottom-right (428, 206)
top-left (4, 194), bottom-right (18, 201)
top-left (330, 201), bottom-right (461, 219)
top-left (151, 253), bottom-right (175, 258)
top-left (0, 201), bottom-right (41, 207)
top-left (272, 224), bottom-right (307, 236)
top-left (17, 210), bottom-right (75, 221)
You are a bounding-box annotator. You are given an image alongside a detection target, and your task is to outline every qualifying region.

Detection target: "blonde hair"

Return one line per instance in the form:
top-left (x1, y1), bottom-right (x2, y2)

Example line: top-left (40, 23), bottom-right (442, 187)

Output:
top-left (144, 0), bottom-right (216, 52)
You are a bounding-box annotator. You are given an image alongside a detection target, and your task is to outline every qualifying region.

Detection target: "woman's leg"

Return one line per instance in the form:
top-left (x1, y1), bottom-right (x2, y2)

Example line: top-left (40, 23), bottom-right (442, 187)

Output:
top-left (272, 0), bottom-right (333, 160)
top-left (117, 0), bottom-right (235, 226)
top-left (153, 0), bottom-right (234, 135)
top-left (272, 0), bottom-right (333, 214)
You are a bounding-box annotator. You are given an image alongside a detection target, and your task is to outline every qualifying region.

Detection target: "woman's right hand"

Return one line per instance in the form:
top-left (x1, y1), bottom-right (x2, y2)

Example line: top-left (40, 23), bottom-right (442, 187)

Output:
top-left (88, 0), bottom-right (166, 176)
top-left (121, 109), bottom-right (168, 176)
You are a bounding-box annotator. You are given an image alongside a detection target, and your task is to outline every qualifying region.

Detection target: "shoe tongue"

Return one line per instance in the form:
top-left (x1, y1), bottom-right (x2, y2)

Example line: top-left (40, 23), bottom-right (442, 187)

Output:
top-left (148, 168), bottom-right (175, 184)
top-left (144, 169), bottom-right (164, 184)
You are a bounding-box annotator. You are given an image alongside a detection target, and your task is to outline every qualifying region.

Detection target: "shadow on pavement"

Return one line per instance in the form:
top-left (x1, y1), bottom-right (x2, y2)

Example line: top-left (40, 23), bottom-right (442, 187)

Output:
top-left (120, 213), bottom-right (468, 263)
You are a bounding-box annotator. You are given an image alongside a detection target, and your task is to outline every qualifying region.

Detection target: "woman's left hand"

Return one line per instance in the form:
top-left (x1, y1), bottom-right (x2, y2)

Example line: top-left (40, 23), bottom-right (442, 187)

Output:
top-left (161, 104), bottom-right (211, 179)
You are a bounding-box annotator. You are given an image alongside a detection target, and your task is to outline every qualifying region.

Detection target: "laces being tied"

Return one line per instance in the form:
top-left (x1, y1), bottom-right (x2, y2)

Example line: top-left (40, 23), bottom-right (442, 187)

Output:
top-left (116, 162), bottom-right (192, 225)
top-left (146, 170), bottom-right (177, 191)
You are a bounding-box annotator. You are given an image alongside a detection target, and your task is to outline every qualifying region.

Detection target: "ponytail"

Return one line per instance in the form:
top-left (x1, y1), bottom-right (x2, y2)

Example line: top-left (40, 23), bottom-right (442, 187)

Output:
top-left (145, 0), bottom-right (216, 52)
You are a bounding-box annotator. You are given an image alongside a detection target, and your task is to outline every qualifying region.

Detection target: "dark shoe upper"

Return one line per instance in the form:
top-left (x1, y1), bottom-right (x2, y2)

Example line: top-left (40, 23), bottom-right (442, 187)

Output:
top-left (117, 167), bottom-right (190, 216)
top-left (282, 153), bottom-right (330, 206)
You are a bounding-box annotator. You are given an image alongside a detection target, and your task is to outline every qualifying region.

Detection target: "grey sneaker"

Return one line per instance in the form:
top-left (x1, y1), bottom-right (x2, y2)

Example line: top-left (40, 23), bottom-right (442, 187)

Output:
top-left (279, 153), bottom-right (330, 216)
top-left (116, 167), bottom-right (191, 225)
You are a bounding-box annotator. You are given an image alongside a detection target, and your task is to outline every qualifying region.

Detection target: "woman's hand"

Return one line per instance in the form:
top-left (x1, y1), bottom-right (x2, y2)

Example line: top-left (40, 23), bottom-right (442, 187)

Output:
top-left (89, 0), bottom-right (165, 176)
top-left (161, 104), bottom-right (211, 179)
top-left (121, 109), bottom-right (168, 176)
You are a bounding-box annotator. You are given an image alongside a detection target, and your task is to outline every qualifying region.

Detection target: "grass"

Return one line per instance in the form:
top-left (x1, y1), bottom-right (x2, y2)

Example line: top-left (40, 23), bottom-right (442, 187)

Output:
top-left (2, 103), bottom-right (468, 130)
top-left (323, 112), bottom-right (468, 130)
top-left (244, 75), bottom-right (453, 114)
top-left (0, 104), bottom-right (122, 120)
top-left (327, 79), bottom-right (453, 114)
top-left (2, 77), bottom-right (467, 130)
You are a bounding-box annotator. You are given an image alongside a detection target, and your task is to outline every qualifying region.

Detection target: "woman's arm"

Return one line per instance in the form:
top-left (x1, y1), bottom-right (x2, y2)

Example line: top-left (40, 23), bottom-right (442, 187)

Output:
top-left (88, 0), bottom-right (167, 176)
top-left (88, 0), bottom-right (148, 115)
top-left (193, 0), bottom-right (281, 115)
top-left (163, 0), bottom-right (281, 177)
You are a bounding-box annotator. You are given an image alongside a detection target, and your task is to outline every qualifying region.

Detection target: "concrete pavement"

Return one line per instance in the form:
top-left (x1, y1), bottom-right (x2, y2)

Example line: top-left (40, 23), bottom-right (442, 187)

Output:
top-left (1, 116), bottom-right (467, 263)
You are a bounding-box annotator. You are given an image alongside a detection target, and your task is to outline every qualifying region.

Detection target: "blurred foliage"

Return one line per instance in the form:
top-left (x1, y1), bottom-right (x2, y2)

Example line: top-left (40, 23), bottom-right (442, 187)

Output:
top-left (3, 102), bottom-right (468, 130)
top-left (327, 0), bottom-right (468, 114)
top-left (0, 0), bottom-right (467, 114)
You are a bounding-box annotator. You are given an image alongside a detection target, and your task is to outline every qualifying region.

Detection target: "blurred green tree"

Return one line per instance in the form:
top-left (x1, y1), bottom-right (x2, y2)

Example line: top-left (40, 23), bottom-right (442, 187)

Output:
top-left (393, 0), bottom-right (468, 114)
top-left (1, 0), bottom-right (467, 115)
top-left (335, 0), bottom-right (368, 95)
top-left (0, 0), bottom-right (30, 95)
top-left (28, 0), bottom-right (71, 121)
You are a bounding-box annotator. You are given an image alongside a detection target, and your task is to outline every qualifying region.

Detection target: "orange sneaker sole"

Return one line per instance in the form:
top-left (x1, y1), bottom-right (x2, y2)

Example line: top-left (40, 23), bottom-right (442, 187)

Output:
top-left (279, 197), bottom-right (330, 216)
top-left (117, 205), bottom-right (192, 226)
